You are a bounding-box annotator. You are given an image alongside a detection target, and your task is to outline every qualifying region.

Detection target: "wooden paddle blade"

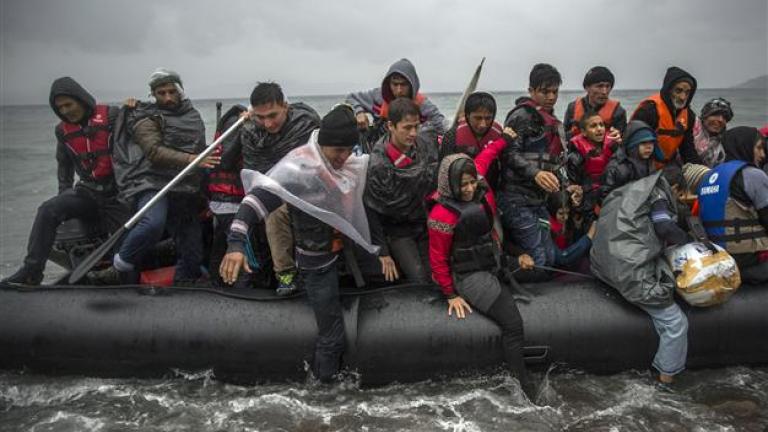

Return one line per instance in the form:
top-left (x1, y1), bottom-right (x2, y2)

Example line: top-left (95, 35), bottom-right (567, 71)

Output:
top-left (450, 57), bottom-right (486, 130)
top-left (68, 226), bottom-right (126, 284)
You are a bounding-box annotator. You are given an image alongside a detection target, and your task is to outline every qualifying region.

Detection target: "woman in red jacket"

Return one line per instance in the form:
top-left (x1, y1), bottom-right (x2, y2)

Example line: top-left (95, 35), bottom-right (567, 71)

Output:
top-left (427, 128), bottom-right (535, 399)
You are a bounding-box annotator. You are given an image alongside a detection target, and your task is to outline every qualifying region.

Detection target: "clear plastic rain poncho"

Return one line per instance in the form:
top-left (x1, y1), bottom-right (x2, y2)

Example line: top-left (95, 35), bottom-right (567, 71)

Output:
top-left (241, 129), bottom-right (379, 255)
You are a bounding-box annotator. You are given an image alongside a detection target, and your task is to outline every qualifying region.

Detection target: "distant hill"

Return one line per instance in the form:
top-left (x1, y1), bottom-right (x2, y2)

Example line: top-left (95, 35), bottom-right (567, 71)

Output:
top-left (733, 75), bottom-right (768, 89)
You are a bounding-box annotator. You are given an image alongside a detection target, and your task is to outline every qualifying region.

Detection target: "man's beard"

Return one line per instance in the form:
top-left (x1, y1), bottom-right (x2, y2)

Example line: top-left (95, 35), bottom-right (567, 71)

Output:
top-left (673, 99), bottom-right (687, 110)
top-left (159, 100), bottom-right (179, 110)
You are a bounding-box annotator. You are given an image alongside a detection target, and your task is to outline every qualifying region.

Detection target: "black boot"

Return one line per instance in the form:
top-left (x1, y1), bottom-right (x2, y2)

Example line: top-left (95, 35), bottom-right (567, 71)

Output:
top-left (86, 266), bottom-right (121, 285)
top-left (1, 265), bottom-right (44, 285)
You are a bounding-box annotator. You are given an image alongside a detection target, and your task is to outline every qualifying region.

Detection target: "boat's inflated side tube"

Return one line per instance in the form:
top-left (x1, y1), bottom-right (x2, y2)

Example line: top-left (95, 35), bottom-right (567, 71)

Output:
top-left (0, 281), bottom-right (766, 384)
top-left (356, 281), bottom-right (768, 384)
top-left (0, 287), bottom-right (334, 382)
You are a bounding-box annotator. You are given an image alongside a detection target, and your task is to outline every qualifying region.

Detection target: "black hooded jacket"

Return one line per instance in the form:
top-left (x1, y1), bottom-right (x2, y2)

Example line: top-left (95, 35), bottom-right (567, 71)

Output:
top-left (50, 77), bottom-right (118, 194)
top-left (497, 96), bottom-right (564, 205)
top-left (364, 130), bottom-right (439, 245)
top-left (238, 103), bottom-right (320, 173)
top-left (631, 67), bottom-right (702, 165)
top-left (598, 121), bottom-right (656, 204)
top-left (723, 127), bottom-right (768, 229)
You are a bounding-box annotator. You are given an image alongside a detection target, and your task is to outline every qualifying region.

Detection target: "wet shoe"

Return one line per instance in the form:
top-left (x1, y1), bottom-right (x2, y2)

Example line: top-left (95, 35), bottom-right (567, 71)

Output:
top-left (1, 266), bottom-right (43, 286)
top-left (86, 266), bottom-right (121, 285)
top-left (275, 270), bottom-right (298, 296)
top-left (654, 380), bottom-right (675, 393)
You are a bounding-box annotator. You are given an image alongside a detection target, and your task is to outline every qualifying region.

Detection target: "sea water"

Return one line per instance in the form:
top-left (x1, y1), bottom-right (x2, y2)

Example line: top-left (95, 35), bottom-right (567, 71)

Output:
top-left (1, 89), bottom-right (767, 431)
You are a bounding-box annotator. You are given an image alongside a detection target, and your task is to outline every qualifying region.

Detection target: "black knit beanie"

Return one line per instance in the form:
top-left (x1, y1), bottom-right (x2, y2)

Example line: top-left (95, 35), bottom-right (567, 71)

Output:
top-left (583, 66), bottom-right (615, 88)
top-left (318, 105), bottom-right (358, 147)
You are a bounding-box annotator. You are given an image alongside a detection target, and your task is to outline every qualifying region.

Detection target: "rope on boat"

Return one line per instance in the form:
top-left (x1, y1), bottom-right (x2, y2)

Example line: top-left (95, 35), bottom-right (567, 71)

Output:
top-left (0, 281), bottom-right (435, 302)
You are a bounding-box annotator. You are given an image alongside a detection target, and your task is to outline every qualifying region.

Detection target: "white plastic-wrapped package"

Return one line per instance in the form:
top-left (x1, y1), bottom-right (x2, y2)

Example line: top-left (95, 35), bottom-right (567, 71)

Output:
top-left (666, 242), bottom-right (741, 307)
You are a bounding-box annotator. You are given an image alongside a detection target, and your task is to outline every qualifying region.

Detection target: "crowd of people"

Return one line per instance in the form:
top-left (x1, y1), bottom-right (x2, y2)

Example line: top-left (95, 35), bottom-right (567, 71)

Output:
top-left (3, 59), bottom-right (768, 398)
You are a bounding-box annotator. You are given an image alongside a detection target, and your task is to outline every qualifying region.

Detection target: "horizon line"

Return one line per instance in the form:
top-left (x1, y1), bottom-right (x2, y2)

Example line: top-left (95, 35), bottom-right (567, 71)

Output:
top-left (1, 86), bottom-right (763, 108)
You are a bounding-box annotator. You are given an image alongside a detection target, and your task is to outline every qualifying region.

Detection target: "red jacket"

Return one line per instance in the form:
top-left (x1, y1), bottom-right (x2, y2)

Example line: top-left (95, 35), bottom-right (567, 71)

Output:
top-left (427, 137), bottom-right (506, 296)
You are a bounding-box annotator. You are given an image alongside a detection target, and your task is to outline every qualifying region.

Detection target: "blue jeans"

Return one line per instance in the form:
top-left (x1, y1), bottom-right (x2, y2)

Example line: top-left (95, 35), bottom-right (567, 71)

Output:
top-left (498, 196), bottom-right (555, 266)
top-left (303, 263), bottom-right (346, 381)
top-left (554, 235), bottom-right (592, 268)
top-left (114, 190), bottom-right (203, 281)
top-left (638, 302), bottom-right (689, 376)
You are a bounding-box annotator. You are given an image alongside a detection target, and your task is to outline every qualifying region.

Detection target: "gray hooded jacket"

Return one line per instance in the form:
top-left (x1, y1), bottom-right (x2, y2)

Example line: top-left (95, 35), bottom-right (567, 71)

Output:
top-left (345, 58), bottom-right (446, 134)
top-left (590, 171), bottom-right (678, 308)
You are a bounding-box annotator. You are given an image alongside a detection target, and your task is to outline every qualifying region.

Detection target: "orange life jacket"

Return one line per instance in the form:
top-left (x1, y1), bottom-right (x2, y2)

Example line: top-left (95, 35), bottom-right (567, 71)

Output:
top-left (634, 93), bottom-right (690, 167)
top-left (376, 93), bottom-right (426, 121)
top-left (570, 97), bottom-right (619, 137)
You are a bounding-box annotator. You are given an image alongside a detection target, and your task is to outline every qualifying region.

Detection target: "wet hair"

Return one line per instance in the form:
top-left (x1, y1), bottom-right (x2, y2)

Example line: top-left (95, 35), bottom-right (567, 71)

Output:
top-left (250, 82), bottom-right (285, 108)
top-left (460, 159), bottom-right (478, 178)
top-left (529, 63), bottom-right (562, 90)
top-left (723, 126), bottom-right (763, 165)
top-left (464, 92), bottom-right (497, 118)
top-left (578, 109), bottom-right (603, 131)
top-left (388, 97), bottom-right (420, 125)
top-left (546, 191), bottom-right (570, 217)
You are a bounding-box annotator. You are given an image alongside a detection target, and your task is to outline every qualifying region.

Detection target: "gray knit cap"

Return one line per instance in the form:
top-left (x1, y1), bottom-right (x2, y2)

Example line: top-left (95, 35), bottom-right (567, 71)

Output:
top-left (148, 68), bottom-right (183, 90)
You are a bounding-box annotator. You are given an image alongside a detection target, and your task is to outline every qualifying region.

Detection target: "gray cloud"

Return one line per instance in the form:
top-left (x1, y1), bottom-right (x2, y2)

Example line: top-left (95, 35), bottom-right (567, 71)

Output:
top-left (1, 0), bottom-right (766, 105)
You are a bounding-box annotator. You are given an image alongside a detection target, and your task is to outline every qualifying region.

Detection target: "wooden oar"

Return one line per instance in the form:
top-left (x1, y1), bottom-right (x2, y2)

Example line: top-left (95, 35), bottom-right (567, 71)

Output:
top-left (450, 57), bottom-right (486, 130)
top-left (68, 115), bottom-right (246, 284)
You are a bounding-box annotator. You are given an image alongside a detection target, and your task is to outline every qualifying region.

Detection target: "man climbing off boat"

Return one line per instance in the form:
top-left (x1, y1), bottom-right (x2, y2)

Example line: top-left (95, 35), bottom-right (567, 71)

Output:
top-left (219, 104), bottom-right (396, 382)
top-left (591, 122), bottom-right (694, 385)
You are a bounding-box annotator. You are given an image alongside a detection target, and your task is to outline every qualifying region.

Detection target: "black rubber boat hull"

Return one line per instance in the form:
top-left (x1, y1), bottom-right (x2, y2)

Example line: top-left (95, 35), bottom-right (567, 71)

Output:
top-left (0, 281), bottom-right (765, 385)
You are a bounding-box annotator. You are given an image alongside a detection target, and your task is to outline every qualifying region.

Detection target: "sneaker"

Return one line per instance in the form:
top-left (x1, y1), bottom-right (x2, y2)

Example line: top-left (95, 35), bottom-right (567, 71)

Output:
top-left (86, 266), bottom-right (121, 285)
top-left (275, 270), bottom-right (298, 296)
top-left (1, 266), bottom-right (43, 286)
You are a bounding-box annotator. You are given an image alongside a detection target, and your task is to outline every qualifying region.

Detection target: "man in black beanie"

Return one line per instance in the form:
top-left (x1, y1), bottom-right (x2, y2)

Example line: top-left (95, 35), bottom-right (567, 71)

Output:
top-left (220, 104), bottom-right (394, 382)
top-left (564, 66), bottom-right (627, 141)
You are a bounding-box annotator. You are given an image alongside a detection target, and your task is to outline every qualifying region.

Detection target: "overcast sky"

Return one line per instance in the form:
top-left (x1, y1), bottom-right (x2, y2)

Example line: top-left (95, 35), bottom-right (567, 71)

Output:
top-left (1, 0), bottom-right (766, 105)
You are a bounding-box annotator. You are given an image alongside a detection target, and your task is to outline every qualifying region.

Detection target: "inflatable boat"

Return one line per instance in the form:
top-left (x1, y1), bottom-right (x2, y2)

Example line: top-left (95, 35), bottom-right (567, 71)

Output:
top-left (2, 219), bottom-right (766, 384)
top-left (1, 277), bottom-right (766, 386)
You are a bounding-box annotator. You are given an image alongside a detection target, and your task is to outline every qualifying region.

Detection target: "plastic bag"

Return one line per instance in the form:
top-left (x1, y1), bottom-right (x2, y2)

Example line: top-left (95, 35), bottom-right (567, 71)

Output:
top-left (666, 242), bottom-right (741, 307)
top-left (241, 130), bottom-right (379, 255)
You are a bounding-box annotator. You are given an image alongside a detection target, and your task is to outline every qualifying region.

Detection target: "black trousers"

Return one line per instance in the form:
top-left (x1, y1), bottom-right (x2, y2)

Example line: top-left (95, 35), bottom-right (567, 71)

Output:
top-left (303, 263), bottom-right (346, 382)
top-left (23, 188), bottom-right (127, 272)
top-left (387, 231), bottom-right (431, 284)
top-left (486, 286), bottom-right (534, 397)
